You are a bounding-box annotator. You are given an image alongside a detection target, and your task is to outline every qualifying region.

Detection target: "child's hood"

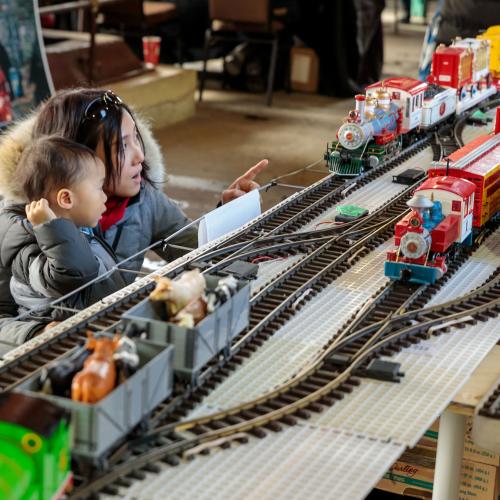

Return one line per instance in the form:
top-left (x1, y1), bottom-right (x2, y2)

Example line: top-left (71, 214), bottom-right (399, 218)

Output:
top-left (0, 109), bottom-right (167, 203)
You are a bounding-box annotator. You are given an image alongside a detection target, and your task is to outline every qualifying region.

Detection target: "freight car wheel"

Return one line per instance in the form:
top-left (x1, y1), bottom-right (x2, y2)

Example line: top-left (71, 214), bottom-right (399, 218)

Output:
top-left (134, 417), bottom-right (153, 435)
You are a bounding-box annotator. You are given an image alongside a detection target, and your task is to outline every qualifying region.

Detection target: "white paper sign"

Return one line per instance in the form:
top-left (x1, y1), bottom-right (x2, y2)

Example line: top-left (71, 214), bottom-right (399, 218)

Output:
top-left (198, 189), bottom-right (261, 246)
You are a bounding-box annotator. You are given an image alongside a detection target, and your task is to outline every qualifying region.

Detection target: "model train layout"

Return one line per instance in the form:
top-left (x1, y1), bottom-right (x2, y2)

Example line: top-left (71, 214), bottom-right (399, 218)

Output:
top-left (0, 29), bottom-right (498, 500)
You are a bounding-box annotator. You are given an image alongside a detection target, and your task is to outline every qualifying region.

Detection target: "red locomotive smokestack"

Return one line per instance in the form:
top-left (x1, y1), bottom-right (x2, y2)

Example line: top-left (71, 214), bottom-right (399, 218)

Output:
top-left (495, 107), bottom-right (500, 135)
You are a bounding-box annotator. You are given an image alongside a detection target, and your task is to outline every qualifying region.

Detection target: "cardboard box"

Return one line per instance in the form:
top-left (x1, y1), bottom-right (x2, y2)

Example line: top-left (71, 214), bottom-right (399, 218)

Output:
top-left (459, 461), bottom-right (497, 500)
top-left (378, 447), bottom-right (434, 498)
top-left (377, 418), bottom-right (499, 500)
top-left (290, 47), bottom-right (319, 93)
top-left (421, 418), bottom-right (499, 467)
top-left (378, 451), bottom-right (497, 499)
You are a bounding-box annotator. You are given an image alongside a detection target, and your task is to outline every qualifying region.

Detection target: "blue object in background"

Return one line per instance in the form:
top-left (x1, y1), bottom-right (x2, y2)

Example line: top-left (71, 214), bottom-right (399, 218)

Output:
top-left (418, 0), bottom-right (445, 81)
top-left (8, 67), bottom-right (22, 98)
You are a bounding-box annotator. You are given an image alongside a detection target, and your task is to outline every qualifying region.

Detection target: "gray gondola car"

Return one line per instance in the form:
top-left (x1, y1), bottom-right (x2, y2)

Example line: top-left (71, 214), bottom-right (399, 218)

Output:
top-left (122, 274), bottom-right (251, 384)
top-left (19, 339), bottom-right (174, 465)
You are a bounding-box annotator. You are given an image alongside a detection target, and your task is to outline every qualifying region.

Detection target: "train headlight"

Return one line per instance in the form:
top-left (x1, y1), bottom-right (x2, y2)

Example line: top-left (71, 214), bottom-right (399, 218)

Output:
top-left (400, 232), bottom-right (428, 259)
top-left (338, 123), bottom-right (364, 150)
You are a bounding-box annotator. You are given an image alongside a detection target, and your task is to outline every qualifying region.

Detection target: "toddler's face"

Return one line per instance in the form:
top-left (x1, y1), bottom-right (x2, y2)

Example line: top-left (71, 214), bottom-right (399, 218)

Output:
top-left (69, 158), bottom-right (107, 227)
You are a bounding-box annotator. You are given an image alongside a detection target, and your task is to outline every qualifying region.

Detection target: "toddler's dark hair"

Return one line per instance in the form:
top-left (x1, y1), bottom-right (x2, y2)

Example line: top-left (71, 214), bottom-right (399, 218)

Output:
top-left (16, 135), bottom-right (100, 201)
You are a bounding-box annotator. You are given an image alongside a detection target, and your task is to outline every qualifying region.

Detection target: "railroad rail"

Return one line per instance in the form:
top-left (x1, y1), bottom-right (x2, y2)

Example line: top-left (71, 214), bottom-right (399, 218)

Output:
top-left (0, 105), bottom-right (496, 496)
top-left (71, 269), bottom-right (500, 498)
top-left (479, 379), bottom-right (500, 419)
top-left (0, 136), bottom-right (432, 389)
top-left (0, 182), bottom-right (414, 394)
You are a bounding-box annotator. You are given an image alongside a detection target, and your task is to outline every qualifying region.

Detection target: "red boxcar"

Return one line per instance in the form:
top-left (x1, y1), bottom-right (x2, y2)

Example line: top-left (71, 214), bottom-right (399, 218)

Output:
top-left (428, 45), bottom-right (473, 89)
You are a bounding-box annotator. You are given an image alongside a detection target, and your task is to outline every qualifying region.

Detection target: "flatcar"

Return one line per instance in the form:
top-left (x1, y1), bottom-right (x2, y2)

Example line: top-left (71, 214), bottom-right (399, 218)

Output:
top-left (385, 109), bottom-right (500, 284)
top-left (326, 36), bottom-right (498, 177)
top-left (0, 393), bottom-right (73, 500)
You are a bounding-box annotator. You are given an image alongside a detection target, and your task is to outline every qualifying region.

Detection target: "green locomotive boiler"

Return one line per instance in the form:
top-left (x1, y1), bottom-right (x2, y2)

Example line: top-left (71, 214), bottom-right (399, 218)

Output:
top-left (0, 393), bottom-right (72, 500)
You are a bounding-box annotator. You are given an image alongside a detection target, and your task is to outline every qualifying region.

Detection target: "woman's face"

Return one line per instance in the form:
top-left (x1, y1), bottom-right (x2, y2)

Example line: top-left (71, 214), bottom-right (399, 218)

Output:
top-left (97, 110), bottom-right (145, 198)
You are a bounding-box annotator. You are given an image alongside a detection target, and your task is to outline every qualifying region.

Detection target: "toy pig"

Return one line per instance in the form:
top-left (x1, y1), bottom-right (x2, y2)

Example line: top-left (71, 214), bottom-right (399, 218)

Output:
top-left (149, 269), bottom-right (206, 316)
top-left (71, 332), bottom-right (120, 404)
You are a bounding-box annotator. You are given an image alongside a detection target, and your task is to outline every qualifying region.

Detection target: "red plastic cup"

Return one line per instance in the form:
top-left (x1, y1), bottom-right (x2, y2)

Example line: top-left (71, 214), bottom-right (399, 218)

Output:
top-left (142, 36), bottom-right (161, 66)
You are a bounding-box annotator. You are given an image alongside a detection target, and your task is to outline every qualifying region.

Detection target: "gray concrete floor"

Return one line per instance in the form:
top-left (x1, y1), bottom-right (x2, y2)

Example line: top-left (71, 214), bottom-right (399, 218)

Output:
top-left (159, 20), bottom-right (427, 220)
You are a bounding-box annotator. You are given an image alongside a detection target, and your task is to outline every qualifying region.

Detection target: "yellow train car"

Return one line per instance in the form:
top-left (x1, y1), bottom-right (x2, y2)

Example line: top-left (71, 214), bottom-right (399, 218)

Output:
top-left (477, 26), bottom-right (500, 82)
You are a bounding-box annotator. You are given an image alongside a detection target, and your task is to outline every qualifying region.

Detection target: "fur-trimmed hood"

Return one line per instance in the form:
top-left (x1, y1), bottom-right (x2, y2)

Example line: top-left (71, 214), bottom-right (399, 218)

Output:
top-left (0, 110), bottom-right (166, 203)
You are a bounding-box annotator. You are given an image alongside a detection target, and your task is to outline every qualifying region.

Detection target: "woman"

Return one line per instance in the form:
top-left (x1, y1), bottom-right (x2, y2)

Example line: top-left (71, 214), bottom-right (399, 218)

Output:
top-left (0, 88), bottom-right (267, 346)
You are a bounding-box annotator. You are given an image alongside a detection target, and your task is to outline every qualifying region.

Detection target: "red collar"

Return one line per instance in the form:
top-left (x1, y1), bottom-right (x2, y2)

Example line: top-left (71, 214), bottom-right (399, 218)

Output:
top-left (99, 196), bottom-right (130, 232)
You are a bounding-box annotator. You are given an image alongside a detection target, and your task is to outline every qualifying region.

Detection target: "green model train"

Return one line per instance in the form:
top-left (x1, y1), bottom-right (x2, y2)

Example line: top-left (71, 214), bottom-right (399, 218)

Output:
top-left (0, 393), bottom-right (72, 500)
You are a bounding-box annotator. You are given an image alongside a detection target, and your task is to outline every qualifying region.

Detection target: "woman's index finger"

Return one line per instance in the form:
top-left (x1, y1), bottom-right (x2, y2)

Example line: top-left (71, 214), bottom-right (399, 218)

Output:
top-left (240, 159), bottom-right (269, 181)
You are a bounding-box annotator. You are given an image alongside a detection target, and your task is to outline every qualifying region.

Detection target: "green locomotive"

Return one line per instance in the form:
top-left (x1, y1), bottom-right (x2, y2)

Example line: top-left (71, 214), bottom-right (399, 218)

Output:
top-left (0, 393), bottom-right (72, 500)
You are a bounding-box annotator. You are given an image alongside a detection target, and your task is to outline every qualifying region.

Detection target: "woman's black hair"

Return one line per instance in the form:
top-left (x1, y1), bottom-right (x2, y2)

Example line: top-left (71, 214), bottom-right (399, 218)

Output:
top-left (32, 87), bottom-right (153, 193)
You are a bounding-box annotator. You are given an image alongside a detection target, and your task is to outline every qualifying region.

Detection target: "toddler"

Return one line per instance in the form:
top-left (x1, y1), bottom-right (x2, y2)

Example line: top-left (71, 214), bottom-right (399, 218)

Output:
top-left (6, 135), bottom-right (126, 321)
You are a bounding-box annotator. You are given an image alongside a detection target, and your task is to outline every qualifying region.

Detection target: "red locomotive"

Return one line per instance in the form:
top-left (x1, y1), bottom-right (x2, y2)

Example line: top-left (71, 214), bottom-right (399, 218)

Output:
top-left (385, 108), bottom-right (500, 284)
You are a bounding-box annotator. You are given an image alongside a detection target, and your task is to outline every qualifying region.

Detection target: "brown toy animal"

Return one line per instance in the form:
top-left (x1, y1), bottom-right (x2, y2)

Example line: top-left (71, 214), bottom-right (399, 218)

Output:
top-left (172, 296), bottom-right (208, 327)
top-left (71, 332), bottom-right (120, 404)
top-left (150, 269), bottom-right (206, 316)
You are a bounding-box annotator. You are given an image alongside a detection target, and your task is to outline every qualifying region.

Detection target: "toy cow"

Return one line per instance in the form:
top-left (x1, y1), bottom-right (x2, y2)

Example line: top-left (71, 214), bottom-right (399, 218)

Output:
top-left (149, 269), bottom-right (206, 316)
top-left (71, 333), bottom-right (120, 404)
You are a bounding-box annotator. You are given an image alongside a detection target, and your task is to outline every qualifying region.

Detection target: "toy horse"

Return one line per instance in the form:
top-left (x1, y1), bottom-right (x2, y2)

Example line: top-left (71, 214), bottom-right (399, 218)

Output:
top-left (71, 332), bottom-right (120, 404)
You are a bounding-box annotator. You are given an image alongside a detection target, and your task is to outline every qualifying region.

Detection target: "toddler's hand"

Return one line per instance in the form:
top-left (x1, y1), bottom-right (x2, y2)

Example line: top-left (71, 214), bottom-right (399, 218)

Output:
top-left (25, 199), bottom-right (57, 226)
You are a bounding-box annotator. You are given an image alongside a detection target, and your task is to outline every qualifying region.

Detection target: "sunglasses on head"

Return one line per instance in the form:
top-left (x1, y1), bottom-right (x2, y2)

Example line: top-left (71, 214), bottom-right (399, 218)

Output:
top-left (80, 91), bottom-right (123, 125)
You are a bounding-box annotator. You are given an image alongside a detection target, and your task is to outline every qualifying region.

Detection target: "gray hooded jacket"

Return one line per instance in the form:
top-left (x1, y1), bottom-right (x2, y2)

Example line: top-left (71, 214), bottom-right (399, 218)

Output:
top-left (0, 112), bottom-right (198, 347)
top-left (6, 210), bottom-right (127, 320)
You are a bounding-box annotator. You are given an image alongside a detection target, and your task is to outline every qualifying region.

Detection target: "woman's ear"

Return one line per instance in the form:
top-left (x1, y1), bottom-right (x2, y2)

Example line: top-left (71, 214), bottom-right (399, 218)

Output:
top-left (56, 188), bottom-right (74, 210)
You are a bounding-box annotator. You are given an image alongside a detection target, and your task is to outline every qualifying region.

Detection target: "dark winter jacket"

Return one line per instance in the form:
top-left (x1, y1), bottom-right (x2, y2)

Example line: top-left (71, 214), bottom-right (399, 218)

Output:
top-left (437, 0), bottom-right (500, 44)
top-left (0, 113), bottom-right (198, 347)
top-left (4, 209), bottom-right (126, 321)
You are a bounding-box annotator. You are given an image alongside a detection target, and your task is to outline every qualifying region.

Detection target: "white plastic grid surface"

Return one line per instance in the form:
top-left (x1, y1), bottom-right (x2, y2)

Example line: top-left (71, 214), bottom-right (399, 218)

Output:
top-left (192, 241), bottom-right (391, 413)
top-left (461, 108), bottom-right (496, 145)
top-left (301, 147), bottom-right (434, 232)
top-left (309, 319), bottom-right (500, 447)
top-left (427, 230), bottom-right (500, 306)
top-left (250, 254), bottom-right (304, 295)
top-left (115, 426), bottom-right (405, 500)
top-left (178, 402), bottom-right (225, 423)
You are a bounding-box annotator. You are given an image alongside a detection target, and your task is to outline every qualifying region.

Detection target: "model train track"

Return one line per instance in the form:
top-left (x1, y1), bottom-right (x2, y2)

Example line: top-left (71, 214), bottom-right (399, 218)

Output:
top-left (210, 135), bottom-right (431, 252)
top-left (431, 96), bottom-right (500, 161)
top-left (131, 221), bottom-right (496, 445)
top-left (85, 221), bottom-right (499, 486)
top-left (2, 105), bottom-right (480, 372)
top-left (0, 170), bottom-right (427, 393)
top-left (433, 123), bottom-right (464, 161)
top-left (70, 269), bottom-right (500, 498)
top-left (478, 379), bottom-right (500, 419)
top-left (3, 97), bottom-right (496, 375)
